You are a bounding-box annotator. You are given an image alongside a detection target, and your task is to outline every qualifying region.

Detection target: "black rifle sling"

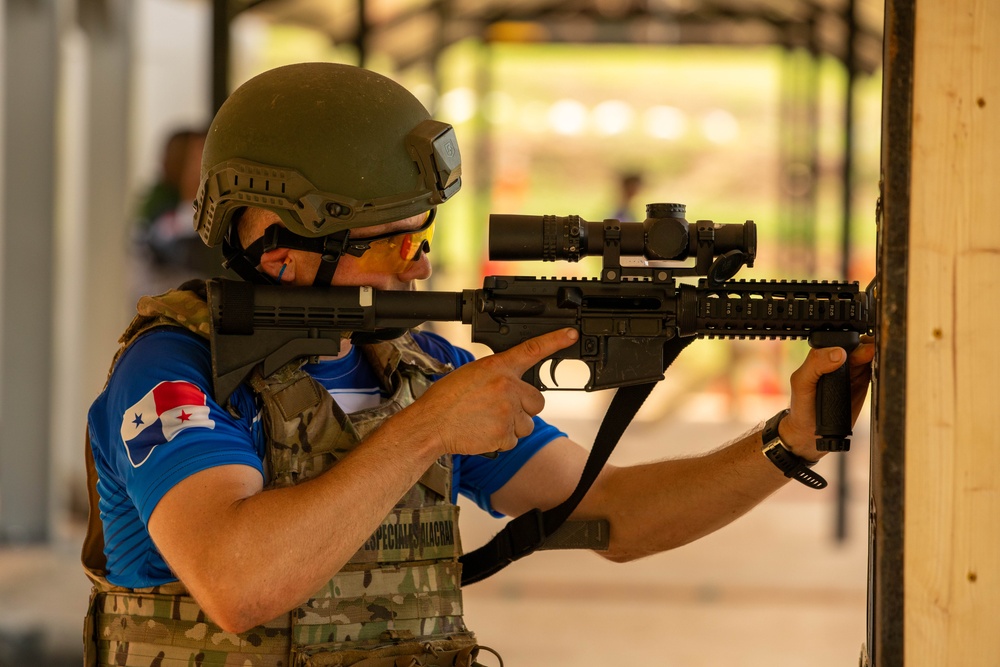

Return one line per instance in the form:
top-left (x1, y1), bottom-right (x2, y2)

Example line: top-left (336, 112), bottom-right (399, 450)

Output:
top-left (459, 337), bottom-right (694, 586)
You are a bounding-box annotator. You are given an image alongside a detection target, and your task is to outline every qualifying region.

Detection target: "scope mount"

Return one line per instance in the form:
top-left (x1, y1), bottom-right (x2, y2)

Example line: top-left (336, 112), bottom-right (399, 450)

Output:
top-left (599, 217), bottom-right (755, 288)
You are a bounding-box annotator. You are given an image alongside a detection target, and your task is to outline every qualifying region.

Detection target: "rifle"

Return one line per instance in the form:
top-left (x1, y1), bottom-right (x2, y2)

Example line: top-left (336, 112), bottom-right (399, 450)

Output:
top-left (207, 202), bottom-right (875, 583)
top-left (207, 202), bottom-right (874, 452)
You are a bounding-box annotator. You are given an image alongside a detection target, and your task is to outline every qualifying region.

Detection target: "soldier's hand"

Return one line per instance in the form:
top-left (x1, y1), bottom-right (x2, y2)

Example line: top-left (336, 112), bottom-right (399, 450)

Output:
top-left (410, 328), bottom-right (578, 457)
top-left (781, 336), bottom-right (875, 460)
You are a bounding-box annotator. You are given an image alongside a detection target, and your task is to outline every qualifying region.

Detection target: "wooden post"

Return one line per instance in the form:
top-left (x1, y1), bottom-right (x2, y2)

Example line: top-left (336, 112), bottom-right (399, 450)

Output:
top-left (875, 0), bottom-right (1000, 665)
top-left (906, 0), bottom-right (1000, 663)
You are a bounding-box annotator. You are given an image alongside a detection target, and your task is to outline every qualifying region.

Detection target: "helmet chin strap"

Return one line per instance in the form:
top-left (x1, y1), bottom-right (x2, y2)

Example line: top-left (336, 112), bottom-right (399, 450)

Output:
top-left (311, 231), bottom-right (348, 287)
top-left (223, 223), bottom-right (350, 286)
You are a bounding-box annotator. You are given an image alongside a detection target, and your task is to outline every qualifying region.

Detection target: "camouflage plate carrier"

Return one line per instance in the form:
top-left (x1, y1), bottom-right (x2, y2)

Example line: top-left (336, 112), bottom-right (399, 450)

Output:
top-left (82, 282), bottom-right (488, 667)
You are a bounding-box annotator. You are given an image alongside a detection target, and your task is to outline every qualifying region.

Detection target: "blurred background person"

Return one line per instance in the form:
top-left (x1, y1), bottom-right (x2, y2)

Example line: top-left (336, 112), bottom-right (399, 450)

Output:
top-left (610, 171), bottom-right (644, 221)
top-left (131, 127), bottom-right (220, 300)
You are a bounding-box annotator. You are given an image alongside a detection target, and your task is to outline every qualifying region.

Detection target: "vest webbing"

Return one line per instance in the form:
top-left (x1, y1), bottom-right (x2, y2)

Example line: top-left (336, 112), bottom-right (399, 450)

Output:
top-left (82, 283), bottom-right (481, 667)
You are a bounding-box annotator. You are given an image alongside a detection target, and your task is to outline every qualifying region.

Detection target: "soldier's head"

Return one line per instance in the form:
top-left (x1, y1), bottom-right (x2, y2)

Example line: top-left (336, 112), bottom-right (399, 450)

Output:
top-left (193, 62), bottom-right (462, 287)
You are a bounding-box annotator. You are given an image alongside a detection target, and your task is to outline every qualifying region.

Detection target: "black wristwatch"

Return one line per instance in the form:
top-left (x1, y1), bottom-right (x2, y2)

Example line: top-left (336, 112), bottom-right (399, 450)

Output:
top-left (761, 409), bottom-right (828, 489)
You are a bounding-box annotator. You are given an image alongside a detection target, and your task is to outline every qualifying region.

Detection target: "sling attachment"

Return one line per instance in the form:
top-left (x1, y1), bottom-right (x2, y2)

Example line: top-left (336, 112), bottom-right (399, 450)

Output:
top-left (459, 335), bottom-right (695, 586)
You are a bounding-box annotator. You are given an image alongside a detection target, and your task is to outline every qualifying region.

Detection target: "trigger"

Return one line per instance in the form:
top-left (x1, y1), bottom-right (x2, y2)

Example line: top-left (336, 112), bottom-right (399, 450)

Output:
top-left (548, 359), bottom-right (562, 388)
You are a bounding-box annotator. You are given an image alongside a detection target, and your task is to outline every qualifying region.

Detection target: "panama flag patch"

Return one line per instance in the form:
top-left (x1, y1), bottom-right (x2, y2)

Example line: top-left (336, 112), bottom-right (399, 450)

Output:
top-left (119, 381), bottom-right (216, 467)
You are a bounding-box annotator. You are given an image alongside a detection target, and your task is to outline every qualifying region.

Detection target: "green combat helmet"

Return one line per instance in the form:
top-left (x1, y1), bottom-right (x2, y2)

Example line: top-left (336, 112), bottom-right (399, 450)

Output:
top-left (193, 62), bottom-right (462, 285)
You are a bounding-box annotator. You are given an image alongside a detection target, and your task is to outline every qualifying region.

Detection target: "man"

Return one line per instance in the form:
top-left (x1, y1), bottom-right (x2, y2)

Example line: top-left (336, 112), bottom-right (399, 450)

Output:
top-left (610, 171), bottom-right (644, 221)
top-left (132, 128), bottom-right (220, 299)
top-left (84, 62), bottom-right (874, 666)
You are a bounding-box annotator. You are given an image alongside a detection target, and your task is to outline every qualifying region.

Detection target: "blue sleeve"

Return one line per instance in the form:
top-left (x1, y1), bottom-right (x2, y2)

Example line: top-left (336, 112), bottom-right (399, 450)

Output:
top-left (411, 330), bottom-right (568, 517)
top-left (409, 330), bottom-right (477, 369)
top-left (93, 328), bottom-right (263, 526)
top-left (453, 417), bottom-right (566, 517)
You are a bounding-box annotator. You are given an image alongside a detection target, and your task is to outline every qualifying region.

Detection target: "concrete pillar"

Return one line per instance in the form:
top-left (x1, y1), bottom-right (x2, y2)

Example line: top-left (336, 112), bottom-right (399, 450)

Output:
top-left (0, 0), bottom-right (61, 543)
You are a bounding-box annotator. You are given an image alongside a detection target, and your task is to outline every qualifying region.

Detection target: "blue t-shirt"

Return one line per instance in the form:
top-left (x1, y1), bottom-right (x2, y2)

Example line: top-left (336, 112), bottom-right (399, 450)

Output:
top-left (87, 327), bottom-right (565, 588)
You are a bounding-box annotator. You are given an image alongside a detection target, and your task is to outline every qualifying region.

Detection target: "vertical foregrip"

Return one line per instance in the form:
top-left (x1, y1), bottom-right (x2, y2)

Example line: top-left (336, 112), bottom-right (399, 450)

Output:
top-left (809, 331), bottom-right (861, 452)
top-left (815, 363), bottom-right (854, 451)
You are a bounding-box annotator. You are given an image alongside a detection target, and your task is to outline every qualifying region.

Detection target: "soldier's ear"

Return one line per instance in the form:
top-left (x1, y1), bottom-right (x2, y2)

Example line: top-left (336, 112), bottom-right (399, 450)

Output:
top-left (260, 247), bottom-right (294, 282)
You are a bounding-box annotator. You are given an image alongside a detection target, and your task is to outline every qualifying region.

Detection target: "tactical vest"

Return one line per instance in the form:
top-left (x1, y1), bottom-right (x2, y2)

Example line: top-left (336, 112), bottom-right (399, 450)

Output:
top-left (82, 283), bottom-right (486, 667)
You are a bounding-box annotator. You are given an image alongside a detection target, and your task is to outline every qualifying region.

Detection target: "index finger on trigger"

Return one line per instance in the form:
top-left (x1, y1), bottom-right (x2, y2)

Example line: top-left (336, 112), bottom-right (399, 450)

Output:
top-left (495, 328), bottom-right (579, 376)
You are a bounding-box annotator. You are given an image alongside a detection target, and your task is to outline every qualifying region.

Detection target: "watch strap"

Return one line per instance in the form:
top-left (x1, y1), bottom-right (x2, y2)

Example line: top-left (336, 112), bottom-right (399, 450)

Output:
top-left (762, 409), bottom-right (828, 489)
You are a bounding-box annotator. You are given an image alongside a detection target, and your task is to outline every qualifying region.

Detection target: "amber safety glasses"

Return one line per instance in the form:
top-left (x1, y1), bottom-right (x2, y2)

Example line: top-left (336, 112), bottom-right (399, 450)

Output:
top-left (346, 209), bottom-right (436, 273)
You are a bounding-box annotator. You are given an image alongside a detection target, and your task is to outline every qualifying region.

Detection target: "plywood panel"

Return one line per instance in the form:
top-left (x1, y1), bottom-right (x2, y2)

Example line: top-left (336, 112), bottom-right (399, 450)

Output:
top-left (905, 1), bottom-right (1000, 664)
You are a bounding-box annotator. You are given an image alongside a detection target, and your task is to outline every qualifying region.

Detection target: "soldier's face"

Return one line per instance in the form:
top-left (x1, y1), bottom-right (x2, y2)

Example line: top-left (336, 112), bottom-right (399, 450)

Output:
top-left (247, 209), bottom-right (433, 290)
top-left (333, 213), bottom-right (434, 290)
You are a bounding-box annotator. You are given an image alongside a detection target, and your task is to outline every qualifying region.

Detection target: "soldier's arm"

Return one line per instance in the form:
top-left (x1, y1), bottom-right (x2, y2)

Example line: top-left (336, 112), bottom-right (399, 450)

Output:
top-left (490, 343), bottom-right (874, 561)
top-left (148, 328), bottom-right (576, 632)
top-left (147, 419), bottom-right (443, 633)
